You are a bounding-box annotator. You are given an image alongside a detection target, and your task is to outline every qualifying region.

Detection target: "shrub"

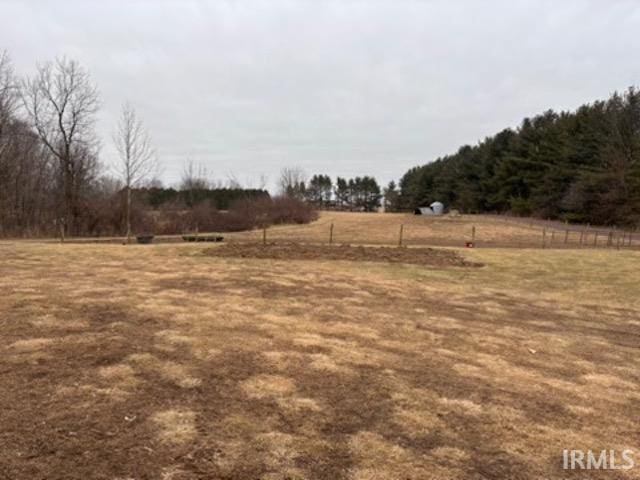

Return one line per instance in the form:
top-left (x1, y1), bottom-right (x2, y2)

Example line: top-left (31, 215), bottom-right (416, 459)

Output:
top-left (231, 196), bottom-right (318, 226)
top-left (152, 196), bottom-right (317, 235)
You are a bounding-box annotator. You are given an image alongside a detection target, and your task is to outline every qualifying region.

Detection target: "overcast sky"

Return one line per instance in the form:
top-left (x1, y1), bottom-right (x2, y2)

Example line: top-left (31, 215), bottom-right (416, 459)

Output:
top-left (2, 0), bottom-right (640, 191)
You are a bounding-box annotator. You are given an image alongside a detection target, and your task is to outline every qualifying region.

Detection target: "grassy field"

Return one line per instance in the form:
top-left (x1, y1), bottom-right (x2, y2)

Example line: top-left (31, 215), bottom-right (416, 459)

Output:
top-left (64, 211), bottom-right (639, 251)
top-left (1, 217), bottom-right (640, 479)
top-left (225, 211), bottom-right (639, 250)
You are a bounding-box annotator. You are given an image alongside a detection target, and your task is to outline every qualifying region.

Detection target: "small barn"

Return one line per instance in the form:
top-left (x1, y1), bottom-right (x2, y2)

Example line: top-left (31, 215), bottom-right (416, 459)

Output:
top-left (414, 201), bottom-right (445, 216)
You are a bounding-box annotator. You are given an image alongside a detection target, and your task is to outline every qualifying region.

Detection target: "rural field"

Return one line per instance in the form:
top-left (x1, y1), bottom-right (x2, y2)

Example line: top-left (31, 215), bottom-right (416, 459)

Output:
top-left (2, 213), bottom-right (640, 479)
top-left (225, 211), bottom-right (640, 250)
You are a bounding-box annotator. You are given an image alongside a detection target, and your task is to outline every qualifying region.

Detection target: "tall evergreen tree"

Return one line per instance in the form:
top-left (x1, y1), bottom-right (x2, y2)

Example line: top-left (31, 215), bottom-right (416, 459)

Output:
top-left (398, 87), bottom-right (640, 226)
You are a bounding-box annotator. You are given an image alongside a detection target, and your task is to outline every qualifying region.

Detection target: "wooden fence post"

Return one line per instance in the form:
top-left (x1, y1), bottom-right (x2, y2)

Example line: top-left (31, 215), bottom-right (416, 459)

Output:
top-left (550, 231), bottom-right (555, 246)
top-left (263, 227), bottom-right (267, 246)
top-left (593, 231), bottom-right (598, 247)
top-left (564, 230), bottom-right (569, 245)
top-left (329, 223), bottom-right (334, 245)
top-left (616, 234), bottom-right (621, 250)
top-left (542, 228), bottom-right (547, 249)
top-left (628, 232), bottom-right (633, 248)
top-left (472, 225), bottom-right (476, 244)
top-left (607, 231), bottom-right (613, 247)
top-left (398, 224), bottom-right (404, 247)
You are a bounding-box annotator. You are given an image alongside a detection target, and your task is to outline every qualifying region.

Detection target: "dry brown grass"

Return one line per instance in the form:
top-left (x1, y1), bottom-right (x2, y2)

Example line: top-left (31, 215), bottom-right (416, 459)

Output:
top-left (221, 211), bottom-right (640, 249)
top-left (1, 222), bottom-right (640, 479)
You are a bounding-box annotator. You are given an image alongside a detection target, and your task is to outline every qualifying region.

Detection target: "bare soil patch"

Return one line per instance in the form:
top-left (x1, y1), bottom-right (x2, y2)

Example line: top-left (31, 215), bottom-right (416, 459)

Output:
top-left (204, 242), bottom-right (481, 267)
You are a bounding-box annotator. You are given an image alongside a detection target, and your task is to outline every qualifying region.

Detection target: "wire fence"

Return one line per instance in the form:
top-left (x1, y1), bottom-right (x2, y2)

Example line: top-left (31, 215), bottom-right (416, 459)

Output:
top-left (221, 216), bottom-right (640, 250)
top-left (60, 214), bottom-right (640, 250)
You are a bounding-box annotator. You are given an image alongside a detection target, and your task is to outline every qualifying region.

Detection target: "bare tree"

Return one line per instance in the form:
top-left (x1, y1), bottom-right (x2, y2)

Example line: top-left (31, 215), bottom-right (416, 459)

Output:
top-left (0, 50), bottom-right (17, 206)
top-left (0, 50), bottom-right (19, 158)
top-left (278, 166), bottom-right (306, 198)
top-left (180, 159), bottom-right (209, 206)
top-left (113, 102), bottom-right (157, 242)
top-left (0, 51), bottom-right (56, 237)
top-left (257, 173), bottom-right (268, 190)
top-left (225, 172), bottom-right (243, 189)
top-left (21, 56), bottom-right (100, 234)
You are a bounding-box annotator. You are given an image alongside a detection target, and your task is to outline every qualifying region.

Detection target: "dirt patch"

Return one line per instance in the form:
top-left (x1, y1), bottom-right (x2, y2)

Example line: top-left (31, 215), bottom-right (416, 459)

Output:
top-left (204, 243), bottom-right (481, 267)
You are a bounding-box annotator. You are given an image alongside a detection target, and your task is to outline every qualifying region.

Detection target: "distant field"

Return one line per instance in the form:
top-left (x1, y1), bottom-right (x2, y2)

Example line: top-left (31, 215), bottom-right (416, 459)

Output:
top-left (1, 215), bottom-right (639, 479)
top-left (225, 211), bottom-right (640, 250)
top-left (61, 211), bottom-right (639, 251)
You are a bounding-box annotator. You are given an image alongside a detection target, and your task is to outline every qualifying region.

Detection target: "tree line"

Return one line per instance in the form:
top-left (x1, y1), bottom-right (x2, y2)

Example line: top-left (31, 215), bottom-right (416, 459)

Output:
top-left (398, 87), bottom-right (640, 226)
top-left (137, 186), bottom-right (268, 210)
top-left (278, 167), bottom-right (385, 212)
top-left (0, 50), bottom-right (161, 237)
top-left (0, 50), bottom-right (310, 238)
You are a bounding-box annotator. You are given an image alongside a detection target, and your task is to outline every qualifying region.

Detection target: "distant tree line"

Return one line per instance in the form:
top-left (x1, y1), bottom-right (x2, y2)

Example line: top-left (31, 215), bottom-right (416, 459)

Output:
top-left (278, 167), bottom-right (385, 212)
top-left (398, 87), bottom-right (640, 226)
top-left (137, 186), bottom-right (268, 210)
top-left (0, 50), bottom-right (313, 237)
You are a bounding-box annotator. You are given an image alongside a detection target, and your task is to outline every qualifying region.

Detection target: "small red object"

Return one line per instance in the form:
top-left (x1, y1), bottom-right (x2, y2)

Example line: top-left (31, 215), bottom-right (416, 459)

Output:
top-left (465, 241), bottom-right (474, 248)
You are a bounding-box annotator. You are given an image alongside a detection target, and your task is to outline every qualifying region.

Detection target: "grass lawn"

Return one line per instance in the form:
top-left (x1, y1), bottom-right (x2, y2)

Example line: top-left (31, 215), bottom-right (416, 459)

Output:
top-left (1, 233), bottom-right (639, 479)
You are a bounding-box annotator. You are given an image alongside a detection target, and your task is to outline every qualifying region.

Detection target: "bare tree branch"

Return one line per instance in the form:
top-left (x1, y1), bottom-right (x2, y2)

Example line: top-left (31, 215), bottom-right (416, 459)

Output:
top-left (112, 101), bottom-right (158, 241)
top-left (278, 166), bottom-right (306, 198)
top-left (20, 56), bottom-right (100, 233)
top-left (0, 50), bottom-right (19, 160)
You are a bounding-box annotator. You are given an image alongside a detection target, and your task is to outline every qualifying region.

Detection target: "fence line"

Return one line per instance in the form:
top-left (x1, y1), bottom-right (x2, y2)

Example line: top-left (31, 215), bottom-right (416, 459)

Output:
top-left (223, 220), bottom-right (640, 251)
top-left (62, 215), bottom-right (640, 250)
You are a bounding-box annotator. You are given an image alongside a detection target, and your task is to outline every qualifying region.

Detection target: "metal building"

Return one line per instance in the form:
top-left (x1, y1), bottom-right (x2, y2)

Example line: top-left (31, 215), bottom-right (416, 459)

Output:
top-left (430, 201), bottom-right (444, 215)
top-left (414, 201), bottom-right (445, 216)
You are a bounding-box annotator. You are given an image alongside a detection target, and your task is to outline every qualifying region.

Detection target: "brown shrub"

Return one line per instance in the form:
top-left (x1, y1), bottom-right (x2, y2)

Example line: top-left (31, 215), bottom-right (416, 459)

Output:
top-left (153, 196), bottom-right (317, 235)
top-left (232, 196), bottom-right (318, 227)
top-left (83, 193), bottom-right (155, 237)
